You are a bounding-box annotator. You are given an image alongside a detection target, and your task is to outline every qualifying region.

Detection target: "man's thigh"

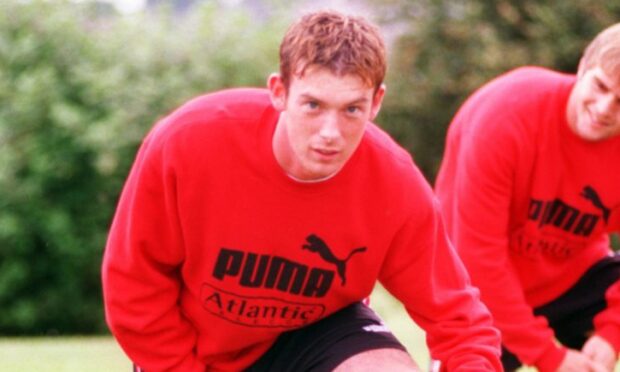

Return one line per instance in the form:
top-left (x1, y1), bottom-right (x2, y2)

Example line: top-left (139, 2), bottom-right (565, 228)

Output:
top-left (334, 348), bottom-right (419, 372)
top-left (247, 301), bottom-right (415, 372)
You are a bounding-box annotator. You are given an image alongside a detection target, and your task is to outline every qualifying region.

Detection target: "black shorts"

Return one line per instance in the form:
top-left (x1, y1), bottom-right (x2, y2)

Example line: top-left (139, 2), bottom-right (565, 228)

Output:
top-left (246, 301), bottom-right (407, 372)
top-left (132, 302), bottom-right (406, 372)
top-left (501, 253), bottom-right (620, 370)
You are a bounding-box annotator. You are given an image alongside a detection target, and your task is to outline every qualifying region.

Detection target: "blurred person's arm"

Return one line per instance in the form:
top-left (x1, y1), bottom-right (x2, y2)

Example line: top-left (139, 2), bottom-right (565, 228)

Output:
top-left (434, 76), bottom-right (567, 371)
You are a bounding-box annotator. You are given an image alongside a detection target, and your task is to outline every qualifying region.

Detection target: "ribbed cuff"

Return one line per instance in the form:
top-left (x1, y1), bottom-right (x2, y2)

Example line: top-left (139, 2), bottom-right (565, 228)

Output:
top-left (134, 357), bottom-right (205, 372)
top-left (534, 341), bottom-right (566, 372)
top-left (164, 354), bottom-right (205, 372)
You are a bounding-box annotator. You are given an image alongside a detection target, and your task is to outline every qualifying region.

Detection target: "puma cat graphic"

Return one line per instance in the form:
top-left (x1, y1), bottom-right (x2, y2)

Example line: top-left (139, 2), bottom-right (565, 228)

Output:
top-left (581, 185), bottom-right (611, 224)
top-left (302, 234), bottom-right (367, 286)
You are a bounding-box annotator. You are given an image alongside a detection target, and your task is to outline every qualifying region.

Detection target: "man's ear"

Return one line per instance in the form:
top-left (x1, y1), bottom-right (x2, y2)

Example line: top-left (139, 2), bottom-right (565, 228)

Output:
top-left (370, 84), bottom-right (386, 120)
top-left (268, 73), bottom-right (287, 111)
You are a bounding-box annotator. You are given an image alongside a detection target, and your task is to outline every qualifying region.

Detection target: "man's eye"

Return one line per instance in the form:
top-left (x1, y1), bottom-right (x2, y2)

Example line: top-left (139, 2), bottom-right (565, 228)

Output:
top-left (307, 101), bottom-right (319, 109)
top-left (595, 80), bottom-right (608, 92)
top-left (347, 106), bottom-right (360, 114)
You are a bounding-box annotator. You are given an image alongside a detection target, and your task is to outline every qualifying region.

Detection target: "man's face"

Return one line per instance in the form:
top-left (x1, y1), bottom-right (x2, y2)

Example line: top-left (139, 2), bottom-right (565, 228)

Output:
top-left (269, 67), bottom-right (385, 181)
top-left (567, 65), bottom-right (620, 141)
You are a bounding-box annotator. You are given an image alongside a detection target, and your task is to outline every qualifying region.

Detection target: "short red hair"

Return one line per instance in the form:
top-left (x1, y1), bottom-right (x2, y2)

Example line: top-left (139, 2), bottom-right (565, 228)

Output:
top-left (279, 10), bottom-right (387, 91)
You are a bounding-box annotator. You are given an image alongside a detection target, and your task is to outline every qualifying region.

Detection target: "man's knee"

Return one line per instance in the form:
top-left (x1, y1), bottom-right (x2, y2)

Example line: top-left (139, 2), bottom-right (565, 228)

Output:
top-left (333, 348), bottom-right (420, 372)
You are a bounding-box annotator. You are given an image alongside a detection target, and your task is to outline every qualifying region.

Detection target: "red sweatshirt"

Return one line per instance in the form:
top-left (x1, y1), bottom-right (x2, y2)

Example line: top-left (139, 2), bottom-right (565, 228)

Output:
top-left (436, 67), bottom-right (620, 372)
top-left (102, 88), bottom-right (501, 371)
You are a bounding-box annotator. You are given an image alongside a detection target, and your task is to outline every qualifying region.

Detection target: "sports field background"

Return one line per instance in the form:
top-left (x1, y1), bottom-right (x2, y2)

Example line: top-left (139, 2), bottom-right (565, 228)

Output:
top-left (0, 284), bottom-right (429, 371)
top-left (7, 283), bottom-right (617, 372)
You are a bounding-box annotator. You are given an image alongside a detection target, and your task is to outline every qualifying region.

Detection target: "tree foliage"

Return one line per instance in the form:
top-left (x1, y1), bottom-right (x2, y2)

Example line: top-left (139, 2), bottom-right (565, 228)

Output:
top-left (376, 0), bottom-right (620, 180)
top-left (0, 0), bottom-right (283, 334)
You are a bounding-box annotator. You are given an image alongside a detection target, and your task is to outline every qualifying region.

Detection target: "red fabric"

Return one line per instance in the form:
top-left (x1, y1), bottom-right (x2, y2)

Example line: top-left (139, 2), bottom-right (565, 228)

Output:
top-left (436, 67), bottom-right (620, 371)
top-left (102, 88), bottom-right (501, 371)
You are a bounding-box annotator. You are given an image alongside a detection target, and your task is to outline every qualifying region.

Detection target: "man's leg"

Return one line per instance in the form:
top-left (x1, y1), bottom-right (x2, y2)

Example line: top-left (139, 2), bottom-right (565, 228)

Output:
top-left (535, 254), bottom-right (620, 349)
top-left (499, 254), bottom-right (620, 371)
top-left (247, 301), bottom-right (419, 371)
top-left (334, 347), bottom-right (419, 371)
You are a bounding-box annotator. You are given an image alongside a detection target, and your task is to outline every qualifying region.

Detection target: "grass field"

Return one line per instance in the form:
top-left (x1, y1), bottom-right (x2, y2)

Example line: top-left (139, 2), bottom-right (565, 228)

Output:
top-left (0, 336), bottom-right (132, 371)
top-left (0, 284), bottom-right (426, 372)
top-left (0, 284), bottom-right (616, 371)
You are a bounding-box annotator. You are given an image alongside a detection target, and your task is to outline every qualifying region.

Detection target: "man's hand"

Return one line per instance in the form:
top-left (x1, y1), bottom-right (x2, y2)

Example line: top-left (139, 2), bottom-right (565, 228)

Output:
top-left (556, 349), bottom-right (608, 372)
top-left (582, 335), bottom-right (617, 372)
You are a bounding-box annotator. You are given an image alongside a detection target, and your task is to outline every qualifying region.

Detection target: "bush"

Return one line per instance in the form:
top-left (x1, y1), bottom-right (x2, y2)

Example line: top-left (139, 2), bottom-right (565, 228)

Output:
top-left (377, 0), bottom-right (620, 181)
top-left (0, 0), bottom-right (283, 334)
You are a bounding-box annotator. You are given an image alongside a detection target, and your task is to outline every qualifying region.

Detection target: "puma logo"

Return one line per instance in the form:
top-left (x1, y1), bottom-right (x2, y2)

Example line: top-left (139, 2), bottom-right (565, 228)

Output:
top-left (581, 185), bottom-right (610, 224)
top-left (302, 234), bottom-right (367, 286)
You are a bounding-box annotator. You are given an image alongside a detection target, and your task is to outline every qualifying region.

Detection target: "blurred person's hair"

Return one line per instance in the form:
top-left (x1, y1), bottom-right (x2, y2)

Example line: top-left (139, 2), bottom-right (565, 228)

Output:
top-left (580, 22), bottom-right (620, 83)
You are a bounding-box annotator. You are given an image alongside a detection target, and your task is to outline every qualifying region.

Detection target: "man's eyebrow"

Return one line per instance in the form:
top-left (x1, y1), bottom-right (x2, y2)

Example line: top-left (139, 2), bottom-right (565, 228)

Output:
top-left (298, 93), bottom-right (319, 101)
top-left (346, 97), bottom-right (370, 105)
top-left (298, 93), bottom-right (369, 105)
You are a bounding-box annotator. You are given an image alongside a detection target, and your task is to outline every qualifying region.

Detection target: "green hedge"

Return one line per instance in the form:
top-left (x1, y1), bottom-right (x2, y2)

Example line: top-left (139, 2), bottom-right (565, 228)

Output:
top-left (0, 0), bottom-right (284, 334)
top-left (380, 0), bottom-right (620, 180)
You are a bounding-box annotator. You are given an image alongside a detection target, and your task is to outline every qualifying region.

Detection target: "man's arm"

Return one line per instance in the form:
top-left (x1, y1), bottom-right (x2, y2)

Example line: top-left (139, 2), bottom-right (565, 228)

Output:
top-left (379, 176), bottom-right (502, 371)
top-left (587, 281), bottom-right (620, 370)
top-left (102, 129), bottom-right (205, 372)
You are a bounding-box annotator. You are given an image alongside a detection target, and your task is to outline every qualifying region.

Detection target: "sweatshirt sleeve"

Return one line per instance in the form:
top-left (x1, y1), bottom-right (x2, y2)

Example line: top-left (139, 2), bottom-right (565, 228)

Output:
top-left (593, 281), bottom-right (620, 352)
top-left (438, 114), bottom-right (566, 372)
top-left (379, 176), bottom-right (502, 371)
top-left (101, 125), bottom-right (205, 372)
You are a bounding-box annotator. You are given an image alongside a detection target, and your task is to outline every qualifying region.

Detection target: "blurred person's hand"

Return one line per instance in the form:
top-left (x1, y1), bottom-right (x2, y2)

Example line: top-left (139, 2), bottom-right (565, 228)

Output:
top-left (556, 349), bottom-right (608, 372)
top-left (582, 335), bottom-right (616, 372)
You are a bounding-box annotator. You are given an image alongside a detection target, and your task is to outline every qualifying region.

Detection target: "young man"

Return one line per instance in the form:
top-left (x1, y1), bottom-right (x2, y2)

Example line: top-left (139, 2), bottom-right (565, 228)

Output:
top-left (435, 23), bottom-right (620, 372)
top-left (102, 10), bottom-right (501, 371)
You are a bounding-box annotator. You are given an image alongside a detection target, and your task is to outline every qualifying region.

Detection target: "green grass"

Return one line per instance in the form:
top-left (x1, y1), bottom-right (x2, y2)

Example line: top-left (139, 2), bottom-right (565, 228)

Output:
top-left (0, 284), bottom-right (617, 371)
top-left (373, 284), bottom-right (620, 372)
top-left (373, 284), bottom-right (531, 371)
top-left (371, 284), bottom-right (431, 368)
top-left (0, 336), bottom-right (131, 371)
top-left (0, 285), bottom-right (426, 372)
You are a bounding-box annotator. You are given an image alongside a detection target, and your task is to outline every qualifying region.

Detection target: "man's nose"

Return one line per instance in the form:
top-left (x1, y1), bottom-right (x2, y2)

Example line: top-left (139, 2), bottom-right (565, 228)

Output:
top-left (319, 112), bottom-right (340, 141)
